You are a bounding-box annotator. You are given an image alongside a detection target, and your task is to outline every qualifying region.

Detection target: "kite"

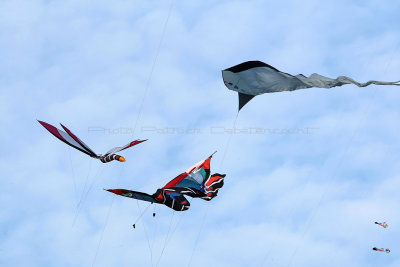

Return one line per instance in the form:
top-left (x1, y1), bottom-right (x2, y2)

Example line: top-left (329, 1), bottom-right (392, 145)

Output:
top-left (38, 120), bottom-right (147, 163)
top-left (222, 60), bottom-right (400, 111)
top-left (375, 221), bottom-right (388, 228)
top-left (372, 247), bottom-right (390, 253)
top-left (106, 152), bottom-right (226, 211)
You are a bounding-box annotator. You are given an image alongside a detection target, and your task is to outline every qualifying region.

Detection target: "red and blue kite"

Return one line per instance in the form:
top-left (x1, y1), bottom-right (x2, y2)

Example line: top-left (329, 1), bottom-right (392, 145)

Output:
top-left (106, 152), bottom-right (226, 211)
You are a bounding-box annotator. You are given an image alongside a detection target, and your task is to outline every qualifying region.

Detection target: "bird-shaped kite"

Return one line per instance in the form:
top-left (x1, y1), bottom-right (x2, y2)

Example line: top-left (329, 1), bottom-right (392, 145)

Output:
top-left (38, 120), bottom-right (146, 163)
top-left (106, 152), bottom-right (225, 211)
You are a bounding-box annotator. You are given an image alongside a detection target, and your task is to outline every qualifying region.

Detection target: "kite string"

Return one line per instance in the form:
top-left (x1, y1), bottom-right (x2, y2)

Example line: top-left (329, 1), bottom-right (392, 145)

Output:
top-left (327, 178), bottom-right (381, 266)
top-left (81, 165), bottom-right (106, 202)
top-left (156, 210), bottom-right (175, 267)
top-left (286, 43), bottom-right (400, 267)
top-left (165, 213), bottom-right (184, 247)
top-left (284, 98), bottom-right (372, 266)
top-left (261, 101), bottom-right (367, 266)
top-left (91, 2), bottom-right (175, 266)
top-left (68, 149), bottom-right (78, 203)
top-left (91, 196), bottom-right (114, 267)
top-left (187, 207), bottom-right (208, 267)
top-left (285, 137), bottom-right (357, 267)
top-left (91, 165), bottom-right (125, 267)
top-left (132, 0), bottom-right (175, 134)
top-left (151, 205), bottom-right (160, 253)
top-left (219, 112), bottom-right (239, 169)
top-left (157, 212), bottom-right (184, 266)
top-left (136, 201), bottom-right (154, 267)
top-left (77, 159), bottom-right (93, 208)
top-left (188, 112), bottom-right (239, 266)
top-left (72, 160), bottom-right (94, 226)
top-left (72, 164), bottom-right (106, 227)
top-left (263, 44), bottom-right (400, 266)
top-left (133, 202), bottom-right (152, 226)
top-left (261, 184), bottom-right (311, 266)
top-left (128, 1), bottom-right (175, 265)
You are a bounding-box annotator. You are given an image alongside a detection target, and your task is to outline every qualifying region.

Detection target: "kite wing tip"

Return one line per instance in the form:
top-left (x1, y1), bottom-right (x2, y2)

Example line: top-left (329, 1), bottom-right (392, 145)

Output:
top-left (59, 123), bottom-right (68, 129)
top-left (133, 139), bottom-right (148, 144)
top-left (238, 92), bottom-right (256, 111)
top-left (59, 123), bottom-right (71, 133)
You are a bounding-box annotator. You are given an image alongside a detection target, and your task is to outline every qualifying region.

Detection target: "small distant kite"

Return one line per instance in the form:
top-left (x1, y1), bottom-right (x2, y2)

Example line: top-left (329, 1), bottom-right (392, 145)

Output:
top-left (373, 247), bottom-right (390, 253)
top-left (375, 221), bottom-right (388, 228)
top-left (106, 152), bottom-right (225, 211)
top-left (222, 61), bottom-right (400, 111)
top-left (38, 120), bottom-right (147, 163)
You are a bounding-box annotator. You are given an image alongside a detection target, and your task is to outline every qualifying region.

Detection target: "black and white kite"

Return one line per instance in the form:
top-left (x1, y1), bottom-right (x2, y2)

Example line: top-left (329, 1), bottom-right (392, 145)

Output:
top-left (38, 120), bottom-right (147, 163)
top-left (222, 61), bottom-right (400, 111)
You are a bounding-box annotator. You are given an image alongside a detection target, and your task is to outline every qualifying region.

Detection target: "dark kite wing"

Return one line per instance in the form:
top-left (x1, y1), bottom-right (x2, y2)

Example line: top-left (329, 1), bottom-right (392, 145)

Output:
top-left (201, 173), bottom-right (226, 200)
top-left (106, 189), bottom-right (156, 203)
top-left (38, 120), bottom-right (97, 157)
top-left (60, 123), bottom-right (98, 157)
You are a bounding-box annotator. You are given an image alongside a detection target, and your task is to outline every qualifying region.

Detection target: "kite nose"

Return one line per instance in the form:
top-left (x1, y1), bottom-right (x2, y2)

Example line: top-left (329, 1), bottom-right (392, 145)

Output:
top-left (118, 156), bottom-right (126, 162)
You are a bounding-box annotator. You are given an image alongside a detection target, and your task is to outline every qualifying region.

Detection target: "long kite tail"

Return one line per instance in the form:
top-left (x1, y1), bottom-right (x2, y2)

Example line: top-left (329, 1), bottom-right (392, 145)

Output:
top-left (336, 76), bottom-right (400, 87)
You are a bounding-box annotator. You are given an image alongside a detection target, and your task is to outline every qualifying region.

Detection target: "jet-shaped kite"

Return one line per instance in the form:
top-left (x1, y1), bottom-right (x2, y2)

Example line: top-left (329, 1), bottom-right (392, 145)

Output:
top-left (375, 221), bottom-right (388, 228)
top-left (106, 152), bottom-right (225, 211)
top-left (372, 247), bottom-right (390, 253)
top-left (38, 120), bottom-right (146, 163)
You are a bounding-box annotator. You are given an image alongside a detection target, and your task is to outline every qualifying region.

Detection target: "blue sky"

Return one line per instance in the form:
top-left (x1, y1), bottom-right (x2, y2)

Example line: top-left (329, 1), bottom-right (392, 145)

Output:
top-left (1, 0), bottom-right (400, 266)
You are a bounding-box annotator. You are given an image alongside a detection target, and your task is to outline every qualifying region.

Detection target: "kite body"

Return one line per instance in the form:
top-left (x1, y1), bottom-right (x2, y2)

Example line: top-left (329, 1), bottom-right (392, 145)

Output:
top-left (372, 247), bottom-right (390, 253)
top-left (106, 153), bottom-right (226, 211)
top-left (38, 120), bottom-right (146, 163)
top-left (222, 61), bottom-right (400, 110)
top-left (375, 221), bottom-right (388, 228)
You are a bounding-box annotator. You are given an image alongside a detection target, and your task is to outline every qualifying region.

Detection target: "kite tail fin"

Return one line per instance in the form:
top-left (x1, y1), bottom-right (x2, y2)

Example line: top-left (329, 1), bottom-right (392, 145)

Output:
top-left (201, 173), bottom-right (226, 201)
top-left (238, 92), bottom-right (255, 111)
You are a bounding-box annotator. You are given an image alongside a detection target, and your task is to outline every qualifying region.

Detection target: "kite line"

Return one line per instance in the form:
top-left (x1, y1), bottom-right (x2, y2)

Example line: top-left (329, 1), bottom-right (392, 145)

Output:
top-left (287, 44), bottom-right (400, 267)
top-left (132, 0), bottom-right (175, 134)
top-left (68, 149), bottom-right (79, 203)
top-left (156, 211), bottom-right (176, 267)
top-left (157, 212), bottom-right (184, 266)
top-left (136, 201), bottom-right (155, 266)
top-left (91, 165), bottom-right (125, 267)
top-left (187, 112), bottom-right (239, 266)
top-left (91, 1), bottom-right (174, 266)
